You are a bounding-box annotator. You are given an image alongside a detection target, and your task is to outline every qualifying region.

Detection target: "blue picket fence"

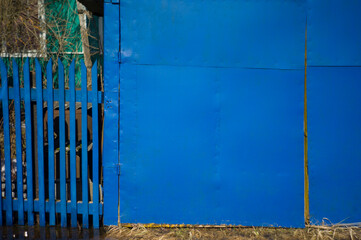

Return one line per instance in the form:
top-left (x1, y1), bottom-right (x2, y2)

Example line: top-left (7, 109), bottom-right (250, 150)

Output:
top-left (0, 58), bottom-right (103, 228)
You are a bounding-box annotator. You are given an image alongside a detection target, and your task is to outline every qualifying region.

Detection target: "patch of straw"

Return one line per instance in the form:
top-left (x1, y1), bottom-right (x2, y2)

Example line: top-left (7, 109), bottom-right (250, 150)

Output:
top-left (106, 220), bottom-right (361, 240)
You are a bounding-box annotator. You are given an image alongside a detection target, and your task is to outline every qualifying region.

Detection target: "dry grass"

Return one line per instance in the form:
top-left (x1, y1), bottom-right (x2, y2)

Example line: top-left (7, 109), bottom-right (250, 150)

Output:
top-left (106, 223), bottom-right (361, 240)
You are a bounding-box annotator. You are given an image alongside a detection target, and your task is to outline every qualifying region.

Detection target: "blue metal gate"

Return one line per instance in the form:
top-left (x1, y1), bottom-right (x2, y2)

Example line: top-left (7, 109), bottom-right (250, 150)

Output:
top-left (103, 0), bottom-right (305, 227)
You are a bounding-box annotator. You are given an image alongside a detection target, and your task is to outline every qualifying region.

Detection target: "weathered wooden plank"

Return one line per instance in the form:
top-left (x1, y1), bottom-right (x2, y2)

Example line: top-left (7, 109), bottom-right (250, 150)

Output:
top-left (81, 60), bottom-right (89, 228)
top-left (92, 61), bottom-right (100, 228)
top-left (47, 59), bottom-right (56, 226)
top-left (0, 59), bottom-right (13, 225)
top-left (23, 59), bottom-right (34, 226)
top-left (13, 59), bottom-right (24, 225)
top-left (36, 59), bottom-right (46, 226)
top-left (58, 59), bottom-right (67, 227)
top-left (69, 60), bottom-right (77, 227)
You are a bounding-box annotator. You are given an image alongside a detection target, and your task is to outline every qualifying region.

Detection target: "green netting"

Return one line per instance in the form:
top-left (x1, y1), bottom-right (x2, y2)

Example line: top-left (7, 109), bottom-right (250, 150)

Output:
top-left (45, 0), bottom-right (83, 87)
top-left (1, 0), bottom-right (102, 88)
top-left (88, 15), bottom-right (102, 64)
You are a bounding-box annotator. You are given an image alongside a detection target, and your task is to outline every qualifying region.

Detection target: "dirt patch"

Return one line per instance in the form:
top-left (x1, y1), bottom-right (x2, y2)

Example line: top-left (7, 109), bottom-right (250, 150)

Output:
top-left (106, 224), bottom-right (361, 240)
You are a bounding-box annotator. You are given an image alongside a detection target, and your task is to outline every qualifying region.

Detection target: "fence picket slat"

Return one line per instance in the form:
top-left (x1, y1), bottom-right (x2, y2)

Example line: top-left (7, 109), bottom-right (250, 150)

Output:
top-left (35, 59), bottom-right (46, 226)
top-left (23, 59), bottom-right (34, 226)
top-left (0, 58), bottom-right (7, 226)
top-left (47, 59), bottom-right (56, 226)
top-left (92, 61), bottom-right (99, 228)
top-left (81, 61), bottom-right (89, 228)
top-left (58, 59), bottom-right (67, 227)
top-left (13, 60), bottom-right (24, 225)
top-left (1, 59), bottom-right (13, 225)
top-left (69, 60), bottom-right (77, 227)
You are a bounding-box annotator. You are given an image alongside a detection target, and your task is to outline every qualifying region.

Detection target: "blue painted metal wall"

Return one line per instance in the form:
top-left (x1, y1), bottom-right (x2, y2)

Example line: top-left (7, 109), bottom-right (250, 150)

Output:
top-left (103, 0), bottom-right (121, 226)
top-left (102, 0), bottom-right (306, 227)
top-left (102, 0), bottom-right (361, 228)
top-left (307, 0), bottom-right (361, 224)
